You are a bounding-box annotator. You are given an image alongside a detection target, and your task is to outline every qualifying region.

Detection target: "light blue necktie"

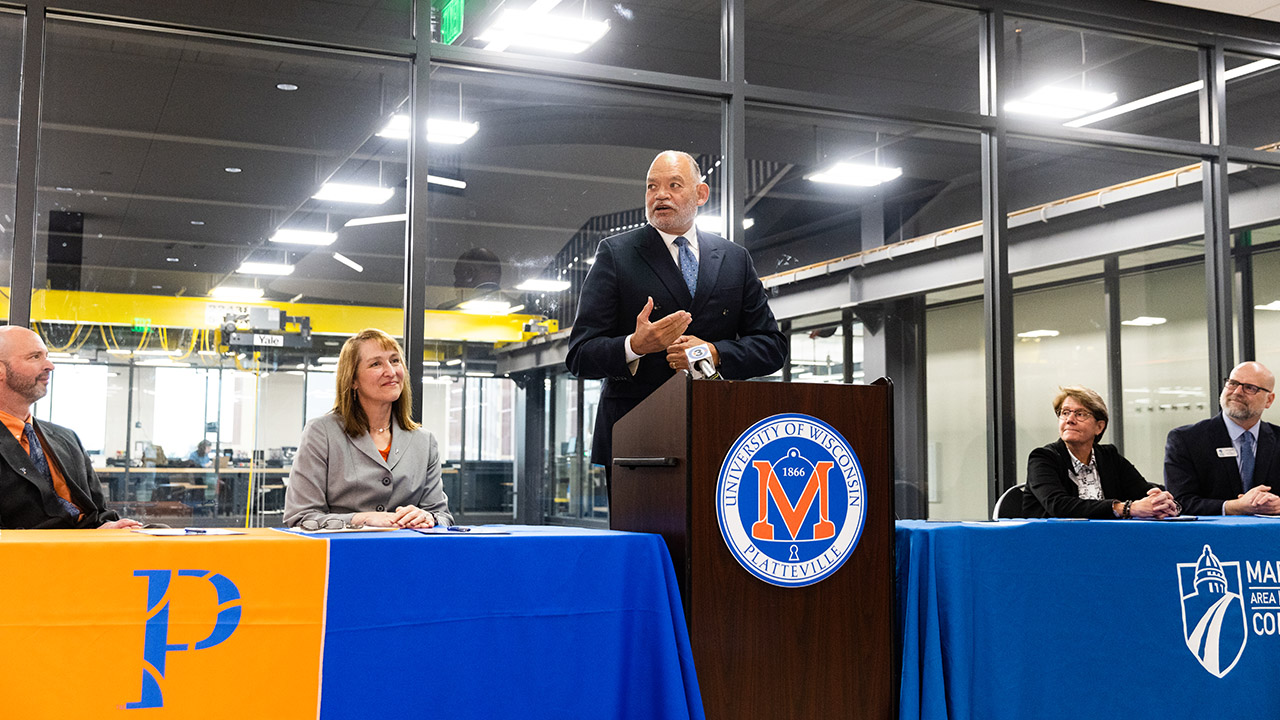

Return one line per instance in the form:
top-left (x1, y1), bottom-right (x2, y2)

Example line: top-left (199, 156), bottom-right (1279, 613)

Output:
top-left (26, 422), bottom-right (79, 517)
top-left (1239, 431), bottom-right (1255, 492)
top-left (673, 235), bottom-right (697, 297)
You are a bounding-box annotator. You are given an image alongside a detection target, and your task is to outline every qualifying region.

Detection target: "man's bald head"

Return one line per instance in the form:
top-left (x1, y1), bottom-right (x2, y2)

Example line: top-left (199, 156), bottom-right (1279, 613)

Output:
top-left (0, 326), bottom-right (42, 361)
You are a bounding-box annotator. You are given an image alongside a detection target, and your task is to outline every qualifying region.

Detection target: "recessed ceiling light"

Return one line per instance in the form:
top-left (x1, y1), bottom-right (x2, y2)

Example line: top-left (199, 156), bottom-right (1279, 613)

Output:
top-left (312, 182), bottom-right (395, 205)
top-left (166, 257), bottom-right (180, 262)
top-left (190, 220), bottom-right (205, 226)
top-left (332, 252), bottom-right (364, 273)
top-left (808, 163), bottom-right (903, 187)
top-left (270, 229), bottom-right (338, 246)
top-left (695, 215), bottom-right (756, 233)
top-left (225, 167), bottom-right (242, 173)
top-left (237, 261), bottom-right (295, 276)
top-left (516, 278), bottom-right (572, 292)
top-left (209, 286), bottom-right (265, 301)
top-left (377, 115), bottom-right (480, 144)
top-left (476, 9), bottom-right (611, 54)
top-left (345, 214), bottom-right (408, 227)
top-left (55, 186), bottom-right (73, 192)
top-left (1120, 316), bottom-right (1167, 327)
top-left (151, 285), bottom-right (162, 289)
top-left (427, 175), bottom-right (467, 189)
top-left (1005, 87), bottom-right (1117, 119)
top-left (276, 83), bottom-right (299, 91)
top-left (1255, 300), bottom-right (1280, 312)
top-left (1016, 329), bottom-right (1060, 338)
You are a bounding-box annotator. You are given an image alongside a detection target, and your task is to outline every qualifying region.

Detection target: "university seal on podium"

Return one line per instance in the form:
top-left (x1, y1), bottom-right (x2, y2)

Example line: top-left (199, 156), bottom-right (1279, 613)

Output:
top-left (716, 413), bottom-right (866, 587)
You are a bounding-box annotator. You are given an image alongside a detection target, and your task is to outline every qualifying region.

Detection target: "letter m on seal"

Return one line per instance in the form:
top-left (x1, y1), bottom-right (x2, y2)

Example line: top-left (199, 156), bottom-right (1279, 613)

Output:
top-left (751, 460), bottom-right (835, 541)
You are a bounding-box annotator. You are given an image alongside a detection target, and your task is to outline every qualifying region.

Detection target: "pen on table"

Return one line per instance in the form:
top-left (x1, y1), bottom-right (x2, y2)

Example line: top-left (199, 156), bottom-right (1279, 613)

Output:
top-left (447, 526), bottom-right (471, 532)
top-left (183, 528), bottom-right (210, 534)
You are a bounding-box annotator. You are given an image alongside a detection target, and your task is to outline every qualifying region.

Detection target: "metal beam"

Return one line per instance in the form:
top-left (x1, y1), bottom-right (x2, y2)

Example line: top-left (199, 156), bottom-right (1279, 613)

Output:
top-left (403, 3), bottom-right (431, 420)
top-left (1201, 45), bottom-right (1234, 395)
top-left (1103, 257), bottom-right (1124, 453)
top-left (980, 9), bottom-right (1017, 506)
top-left (11, 4), bottom-right (46, 327)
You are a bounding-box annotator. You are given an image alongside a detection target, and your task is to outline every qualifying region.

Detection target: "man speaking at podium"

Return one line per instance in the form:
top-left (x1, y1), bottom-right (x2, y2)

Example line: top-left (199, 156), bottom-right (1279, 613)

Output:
top-left (566, 150), bottom-right (787, 479)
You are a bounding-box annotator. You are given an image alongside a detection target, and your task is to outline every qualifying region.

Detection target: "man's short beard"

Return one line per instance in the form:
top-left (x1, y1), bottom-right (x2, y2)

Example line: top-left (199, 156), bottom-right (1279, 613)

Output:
top-left (1222, 397), bottom-right (1258, 424)
top-left (1, 360), bottom-right (47, 403)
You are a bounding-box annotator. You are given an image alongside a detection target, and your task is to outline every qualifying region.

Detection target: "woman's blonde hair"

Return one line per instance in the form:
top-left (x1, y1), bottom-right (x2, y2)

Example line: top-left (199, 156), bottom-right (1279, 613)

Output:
top-left (1052, 385), bottom-right (1108, 442)
top-left (332, 328), bottom-right (419, 437)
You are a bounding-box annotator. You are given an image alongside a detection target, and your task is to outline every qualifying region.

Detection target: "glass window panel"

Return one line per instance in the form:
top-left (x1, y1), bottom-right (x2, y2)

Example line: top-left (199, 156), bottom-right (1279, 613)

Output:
top-left (0, 11), bottom-right (19, 291)
top-left (924, 299), bottom-right (987, 520)
top-left (1253, 245), bottom-right (1280, 373)
top-left (1003, 18), bottom-right (1201, 141)
top-left (32, 19), bottom-right (412, 527)
top-left (1012, 278), bottom-right (1108, 479)
top-left (424, 65), bottom-right (720, 329)
top-left (746, 105), bottom-right (982, 275)
top-left (747, 0), bottom-right (980, 114)
top-left (1006, 137), bottom-right (1200, 215)
top-left (788, 321), bottom-right (860, 384)
top-left (1119, 248), bottom-right (1208, 485)
top-left (437, 0), bottom-right (718, 79)
top-left (67, 1), bottom-right (413, 44)
top-left (1226, 52), bottom-right (1280, 151)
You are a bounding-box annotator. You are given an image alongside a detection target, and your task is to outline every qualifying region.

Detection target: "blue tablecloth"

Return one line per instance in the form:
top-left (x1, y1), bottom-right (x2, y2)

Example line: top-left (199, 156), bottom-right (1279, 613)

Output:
top-left (318, 526), bottom-right (704, 720)
top-left (896, 517), bottom-right (1280, 720)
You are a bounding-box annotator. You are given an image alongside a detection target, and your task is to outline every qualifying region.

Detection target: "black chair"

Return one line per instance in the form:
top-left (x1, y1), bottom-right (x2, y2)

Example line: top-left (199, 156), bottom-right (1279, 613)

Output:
top-left (992, 483), bottom-right (1028, 520)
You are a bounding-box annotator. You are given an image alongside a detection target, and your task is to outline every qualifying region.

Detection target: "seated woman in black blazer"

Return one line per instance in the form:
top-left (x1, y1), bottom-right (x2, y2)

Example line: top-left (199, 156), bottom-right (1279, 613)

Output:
top-left (1025, 386), bottom-right (1180, 519)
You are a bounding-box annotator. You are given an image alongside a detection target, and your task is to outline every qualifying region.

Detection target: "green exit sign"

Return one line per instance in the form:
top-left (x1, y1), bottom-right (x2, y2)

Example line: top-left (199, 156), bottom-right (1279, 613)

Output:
top-left (440, 0), bottom-right (464, 45)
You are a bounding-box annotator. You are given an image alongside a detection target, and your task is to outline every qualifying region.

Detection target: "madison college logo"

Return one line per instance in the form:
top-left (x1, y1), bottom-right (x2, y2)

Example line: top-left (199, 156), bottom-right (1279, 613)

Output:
top-left (716, 413), bottom-right (866, 588)
top-left (128, 570), bottom-right (243, 709)
top-left (1177, 545), bottom-right (1248, 678)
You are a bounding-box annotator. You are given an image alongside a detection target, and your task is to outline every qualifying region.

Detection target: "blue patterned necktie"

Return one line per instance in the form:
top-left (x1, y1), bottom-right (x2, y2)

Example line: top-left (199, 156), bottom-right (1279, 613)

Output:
top-left (673, 235), bottom-right (698, 297)
top-left (25, 422), bottom-right (79, 517)
top-left (1240, 431), bottom-right (1255, 492)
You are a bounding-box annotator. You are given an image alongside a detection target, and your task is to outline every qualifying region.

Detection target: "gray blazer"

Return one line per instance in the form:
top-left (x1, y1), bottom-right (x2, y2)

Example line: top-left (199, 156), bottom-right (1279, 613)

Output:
top-left (283, 412), bottom-right (453, 528)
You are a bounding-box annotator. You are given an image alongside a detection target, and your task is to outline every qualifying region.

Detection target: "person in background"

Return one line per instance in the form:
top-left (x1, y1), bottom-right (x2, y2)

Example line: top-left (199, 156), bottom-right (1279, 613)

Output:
top-left (1165, 361), bottom-right (1280, 515)
top-left (284, 328), bottom-right (453, 530)
top-left (188, 439), bottom-right (213, 467)
top-left (0, 326), bottom-right (140, 529)
top-left (1025, 385), bottom-right (1179, 519)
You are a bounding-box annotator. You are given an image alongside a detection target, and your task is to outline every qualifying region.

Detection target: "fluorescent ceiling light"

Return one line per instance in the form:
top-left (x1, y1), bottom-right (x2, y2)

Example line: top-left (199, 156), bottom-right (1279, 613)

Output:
top-left (1068, 59), bottom-right (1280, 129)
top-left (270, 229), bottom-right (337, 246)
top-left (808, 163), bottom-right (903, 187)
top-left (428, 175), bottom-right (467, 190)
top-left (1256, 300), bottom-right (1280, 312)
top-left (312, 182), bottom-right (395, 205)
top-left (465, 371), bottom-right (495, 378)
top-left (1121, 316), bottom-right (1167, 326)
top-left (695, 215), bottom-right (755, 233)
top-left (377, 115), bottom-right (480, 144)
top-left (106, 349), bottom-right (132, 356)
top-left (516, 278), bottom-right (572, 292)
top-left (237, 261), bottom-right (295, 276)
top-left (1005, 87), bottom-right (1117, 119)
top-left (345, 214), bottom-right (407, 227)
top-left (476, 9), bottom-right (610, 54)
top-left (428, 118), bottom-right (479, 145)
top-left (459, 299), bottom-right (514, 315)
top-left (210, 286), bottom-right (265, 301)
top-left (332, 252), bottom-right (364, 273)
top-left (445, 359), bottom-right (463, 366)
top-left (1016, 329), bottom-right (1060, 338)
top-left (318, 356), bottom-right (340, 364)
top-left (53, 357), bottom-right (90, 364)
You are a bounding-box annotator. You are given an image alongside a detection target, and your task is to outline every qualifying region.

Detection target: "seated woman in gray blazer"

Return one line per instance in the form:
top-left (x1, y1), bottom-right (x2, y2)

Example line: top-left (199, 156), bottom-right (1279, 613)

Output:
top-left (284, 328), bottom-right (453, 529)
top-left (1025, 385), bottom-right (1179, 519)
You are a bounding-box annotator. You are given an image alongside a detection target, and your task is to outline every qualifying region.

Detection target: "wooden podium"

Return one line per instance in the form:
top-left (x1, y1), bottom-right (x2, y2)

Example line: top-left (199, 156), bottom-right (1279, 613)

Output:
top-left (611, 373), bottom-right (895, 720)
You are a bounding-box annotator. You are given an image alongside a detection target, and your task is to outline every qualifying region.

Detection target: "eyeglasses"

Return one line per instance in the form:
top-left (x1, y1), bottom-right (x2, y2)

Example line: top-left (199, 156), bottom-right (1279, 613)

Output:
top-left (1057, 408), bottom-right (1094, 421)
top-left (299, 517), bottom-right (348, 531)
top-left (1224, 378), bottom-right (1273, 396)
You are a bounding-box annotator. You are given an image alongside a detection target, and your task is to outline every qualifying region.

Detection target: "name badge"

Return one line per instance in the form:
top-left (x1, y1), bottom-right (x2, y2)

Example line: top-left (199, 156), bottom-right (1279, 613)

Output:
top-left (1217, 447), bottom-right (1239, 458)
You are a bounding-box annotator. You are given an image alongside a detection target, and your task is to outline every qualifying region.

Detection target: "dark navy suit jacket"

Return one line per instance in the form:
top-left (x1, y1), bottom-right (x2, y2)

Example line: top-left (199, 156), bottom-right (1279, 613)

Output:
top-left (1164, 413), bottom-right (1280, 516)
top-left (565, 225), bottom-right (787, 467)
top-left (0, 419), bottom-right (119, 529)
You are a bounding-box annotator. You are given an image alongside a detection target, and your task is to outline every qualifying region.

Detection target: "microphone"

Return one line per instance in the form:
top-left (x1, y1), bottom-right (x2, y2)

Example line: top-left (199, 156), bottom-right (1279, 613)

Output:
top-left (684, 344), bottom-right (721, 380)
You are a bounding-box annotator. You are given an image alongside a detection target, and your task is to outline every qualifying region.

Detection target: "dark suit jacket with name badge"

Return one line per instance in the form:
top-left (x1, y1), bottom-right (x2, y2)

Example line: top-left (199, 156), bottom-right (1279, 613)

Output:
top-left (1165, 413), bottom-right (1280, 516)
top-left (0, 419), bottom-right (119, 529)
top-left (565, 225), bottom-right (787, 467)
